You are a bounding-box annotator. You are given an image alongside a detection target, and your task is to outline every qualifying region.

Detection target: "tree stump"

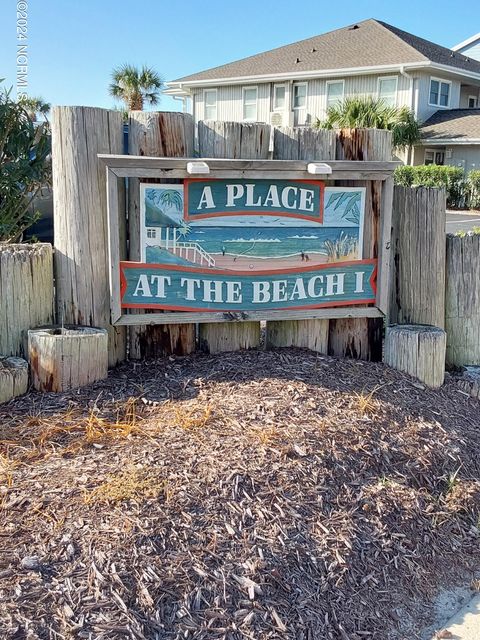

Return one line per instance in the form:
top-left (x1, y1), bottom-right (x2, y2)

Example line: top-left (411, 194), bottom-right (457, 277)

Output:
top-left (28, 327), bottom-right (108, 392)
top-left (0, 357), bottom-right (28, 404)
top-left (384, 324), bottom-right (446, 388)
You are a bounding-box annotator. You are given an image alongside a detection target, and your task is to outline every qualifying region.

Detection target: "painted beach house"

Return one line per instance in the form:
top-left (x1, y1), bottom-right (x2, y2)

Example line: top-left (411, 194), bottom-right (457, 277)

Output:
top-left (166, 19), bottom-right (480, 171)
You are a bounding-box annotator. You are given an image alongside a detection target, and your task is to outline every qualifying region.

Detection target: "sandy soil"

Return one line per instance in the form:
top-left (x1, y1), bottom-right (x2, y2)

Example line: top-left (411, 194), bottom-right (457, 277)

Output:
top-left (208, 252), bottom-right (357, 271)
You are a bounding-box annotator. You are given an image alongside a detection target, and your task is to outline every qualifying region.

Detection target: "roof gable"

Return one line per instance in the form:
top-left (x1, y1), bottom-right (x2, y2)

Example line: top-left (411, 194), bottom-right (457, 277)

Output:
top-left (170, 19), bottom-right (480, 85)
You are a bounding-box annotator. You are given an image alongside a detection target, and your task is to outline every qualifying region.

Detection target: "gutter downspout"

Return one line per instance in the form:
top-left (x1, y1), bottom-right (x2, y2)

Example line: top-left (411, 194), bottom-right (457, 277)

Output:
top-left (400, 65), bottom-right (415, 165)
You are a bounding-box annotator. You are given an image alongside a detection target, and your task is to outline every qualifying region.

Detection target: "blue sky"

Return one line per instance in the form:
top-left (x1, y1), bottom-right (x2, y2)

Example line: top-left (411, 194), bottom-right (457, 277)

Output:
top-left (1, 0), bottom-right (479, 112)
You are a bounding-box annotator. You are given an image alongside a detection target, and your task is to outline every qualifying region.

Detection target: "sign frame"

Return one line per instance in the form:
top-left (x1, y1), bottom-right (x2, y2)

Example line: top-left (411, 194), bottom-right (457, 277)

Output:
top-left (100, 155), bottom-right (397, 326)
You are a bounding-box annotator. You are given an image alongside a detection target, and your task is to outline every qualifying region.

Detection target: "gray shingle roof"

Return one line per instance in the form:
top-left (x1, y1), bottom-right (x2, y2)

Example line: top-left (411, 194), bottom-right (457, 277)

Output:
top-left (171, 19), bottom-right (480, 84)
top-left (421, 109), bottom-right (480, 141)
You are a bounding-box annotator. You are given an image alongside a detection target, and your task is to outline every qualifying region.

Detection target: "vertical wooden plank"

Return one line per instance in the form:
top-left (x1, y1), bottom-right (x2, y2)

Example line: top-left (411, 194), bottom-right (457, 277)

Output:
top-left (0, 244), bottom-right (54, 358)
top-left (266, 127), bottom-right (336, 352)
top-left (445, 234), bottom-right (480, 367)
top-left (128, 111), bottom-right (196, 359)
top-left (328, 128), bottom-right (392, 362)
top-left (52, 106), bottom-right (126, 366)
top-left (197, 121), bottom-right (270, 354)
top-left (389, 186), bottom-right (446, 329)
top-left (377, 176), bottom-right (394, 317)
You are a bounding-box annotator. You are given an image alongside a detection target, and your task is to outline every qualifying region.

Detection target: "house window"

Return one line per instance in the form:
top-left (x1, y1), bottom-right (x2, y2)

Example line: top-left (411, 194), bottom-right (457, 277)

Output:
top-left (273, 84), bottom-right (286, 111)
top-left (429, 78), bottom-right (450, 107)
top-left (326, 80), bottom-right (344, 110)
top-left (147, 228), bottom-right (157, 238)
top-left (243, 87), bottom-right (258, 121)
top-left (378, 76), bottom-right (398, 106)
top-left (204, 89), bottom-right (217, 120)
top-left (424, 149), bottom-right (445, 165)
top-left (468, 95), bottom-right (478, 108)
top-left (293, 83), bottom-right (307, 109)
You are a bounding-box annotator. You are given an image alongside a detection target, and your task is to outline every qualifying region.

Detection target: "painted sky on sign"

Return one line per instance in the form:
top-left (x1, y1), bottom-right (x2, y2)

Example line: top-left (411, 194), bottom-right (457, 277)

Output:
top-left (0, 1), bottom-right (478, 112)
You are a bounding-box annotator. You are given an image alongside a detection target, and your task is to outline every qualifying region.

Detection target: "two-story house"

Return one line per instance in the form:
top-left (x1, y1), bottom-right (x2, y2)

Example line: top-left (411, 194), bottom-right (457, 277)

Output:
top-left (165, 19), bottom-right (480, 171)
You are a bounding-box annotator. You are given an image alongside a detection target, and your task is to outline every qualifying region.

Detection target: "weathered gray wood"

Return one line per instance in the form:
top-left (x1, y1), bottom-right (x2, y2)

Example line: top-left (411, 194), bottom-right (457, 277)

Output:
top-left (445, 233), bottom-right (480, 366)
top-left (329, 128), bottom-right (392, 361)
top-left (52, 106), bottom-right (126, 367)
top-left (273, 127), bottom-right (336, 161)
top-left (198, 121), bottom-right (270, 159)
top-left (199, 322), bottom-right (261, 354)
top-left (377, 176), bottom-right (394, 316)
top-left (266, 128), bottom-right (336, 349)
top-left (100, 154), bottom-right (399, 173)
top-left (116, 306), bottom-right (385, 325)
top-left (0, 244), bottom-right (54, 358)
top-left (197, 122), bottom-right (271, 352)
top-left (28, 326), bottom-right (108, 392)
top-left (384, 324), bottom-right (446, 388)
top-left (390, 186), bottom-right (446, 328)
top-left (0, 357), bottom-right (28, 404)
top-left (266, 320), bottom-right (329, 352)
top-left (128, 111), bottom-right (196, 359)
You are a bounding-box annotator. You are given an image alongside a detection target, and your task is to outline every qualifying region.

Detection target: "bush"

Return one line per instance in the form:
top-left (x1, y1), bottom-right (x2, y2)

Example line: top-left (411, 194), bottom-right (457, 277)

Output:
top-left (467, 170), bottom-right (480, 210)
top-left (394, 164), bottom-right (465, 208)
top-left (0, 87), bottom-right (51, 242)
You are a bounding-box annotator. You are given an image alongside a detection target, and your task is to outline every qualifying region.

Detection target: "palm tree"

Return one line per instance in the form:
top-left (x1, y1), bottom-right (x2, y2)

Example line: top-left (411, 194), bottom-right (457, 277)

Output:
top-left (109, 64), bottom-right (163, 111)
top-left (314, 96), bottom-right (420, 149)
top-left (18, 96), bottom-right (50, 122)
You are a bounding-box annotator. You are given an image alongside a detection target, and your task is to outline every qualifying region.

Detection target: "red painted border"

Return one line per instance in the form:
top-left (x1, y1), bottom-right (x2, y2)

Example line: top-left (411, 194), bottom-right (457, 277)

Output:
top-left (119, 258), bottom-right (377, 312)
top-left (184, 178), bottom-right (325, 224)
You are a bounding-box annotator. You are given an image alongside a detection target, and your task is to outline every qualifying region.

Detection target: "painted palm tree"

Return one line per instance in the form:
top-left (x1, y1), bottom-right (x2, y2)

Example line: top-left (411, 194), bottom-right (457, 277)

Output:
top-left (159, 189), bottom-right (183, 212)
top-left (326, 191), bottom-right (362, 225)
top-left (18, 96), bottom-right (50, 122)
top-left (314, 96), bottom-right (420, 149)
top-left (109, 64), bottom-right (163, 111)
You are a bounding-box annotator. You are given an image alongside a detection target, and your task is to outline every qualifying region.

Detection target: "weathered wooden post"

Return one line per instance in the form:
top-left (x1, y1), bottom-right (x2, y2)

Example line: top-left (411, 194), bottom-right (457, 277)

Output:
top-left (445, 233), bottom-right (480, 366)
top-left (29, 327), bottom-right (108, 392)
top-left (265, 127), bottom-right (336, 351)
top-left (390, 186), bottom-right (446, 328)
top-left (328, 128), bottom-right (392, 361)
top-left (385, 324), bottom-right (446, 388)
top-left (128, 111), bottom-right (196, 359)
top-left (197, 121), bottom-right (270, 353)
top-left (52, 106), bottom-right (126, 367)
top-left (0, 244), bottom-right (54, 358)
top-left (0, 357), bottom-right (28, 404)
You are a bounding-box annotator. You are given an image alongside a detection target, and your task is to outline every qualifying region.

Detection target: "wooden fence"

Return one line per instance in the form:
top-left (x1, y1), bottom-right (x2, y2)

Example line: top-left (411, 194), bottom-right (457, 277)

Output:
top-left (36, 108), bottom-right (477, 371)
top-left (0, 244), bottom-right (54, 359)
top-left (445, 233), bottom-right (480, 367)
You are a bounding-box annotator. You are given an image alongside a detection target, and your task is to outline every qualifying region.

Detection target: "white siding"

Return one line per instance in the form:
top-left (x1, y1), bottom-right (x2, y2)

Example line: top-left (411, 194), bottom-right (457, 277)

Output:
top-left (414, 72), bottom-right (461, 122)
top-left (457, 39), bottom-right (480, 62)
top-left (459, 85), bottom-right (480, 108)
top-left (446, 145), bottom-right (480, 172)
top-left (192, 73), bottom-right (412, 128)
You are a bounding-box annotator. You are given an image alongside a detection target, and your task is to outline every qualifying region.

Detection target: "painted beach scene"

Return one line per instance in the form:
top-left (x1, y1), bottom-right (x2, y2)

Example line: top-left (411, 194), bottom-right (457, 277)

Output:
top-left (141, 183), bottom-right (365, 271)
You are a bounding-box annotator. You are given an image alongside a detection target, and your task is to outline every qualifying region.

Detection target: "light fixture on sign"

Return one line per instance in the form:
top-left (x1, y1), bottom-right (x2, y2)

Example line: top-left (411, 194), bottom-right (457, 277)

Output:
top-left (187, 161), bottom-right (210, 175)
top-left (307, 162), bottom-right (332, 175)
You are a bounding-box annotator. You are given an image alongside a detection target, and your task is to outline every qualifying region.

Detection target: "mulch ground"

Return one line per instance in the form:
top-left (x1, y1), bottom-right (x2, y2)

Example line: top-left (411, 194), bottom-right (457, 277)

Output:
top-left (0, 349), bottom-right (479, 640)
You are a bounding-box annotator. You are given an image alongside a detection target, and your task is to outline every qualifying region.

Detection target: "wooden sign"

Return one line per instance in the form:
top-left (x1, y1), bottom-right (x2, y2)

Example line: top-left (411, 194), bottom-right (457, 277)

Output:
top-left (101, 156), bottom-right (396, 325)
top-left (130, 180), bottom-right (369, 312)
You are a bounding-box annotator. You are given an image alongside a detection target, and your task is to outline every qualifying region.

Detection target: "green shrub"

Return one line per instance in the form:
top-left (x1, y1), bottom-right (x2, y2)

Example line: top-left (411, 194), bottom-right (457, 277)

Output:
top-left (467, 170), bottom-right (480, 209)
top-left (394, 164), bottom-right (465, 208)
top-left (0, 87), bottom-right (51, 241)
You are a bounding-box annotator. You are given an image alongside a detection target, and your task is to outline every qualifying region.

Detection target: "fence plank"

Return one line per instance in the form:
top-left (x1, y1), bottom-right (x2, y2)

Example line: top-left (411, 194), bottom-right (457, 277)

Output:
top-left (52, 106), bottom-right (126, 366)
top-left (0, 244), bottom-right (54, 358)
top-left (128, 111), bottom-right (196, 359)
top-left (389, 186), bottom-right (446, 328)
top-left (197, 121), bottom-right (270, 353)
top-left (266, 127), bottom-right (336, 352)
top-left (445, 233), bottom-right (480, 366)
top-left (328, 128), bottom-right (392, 361)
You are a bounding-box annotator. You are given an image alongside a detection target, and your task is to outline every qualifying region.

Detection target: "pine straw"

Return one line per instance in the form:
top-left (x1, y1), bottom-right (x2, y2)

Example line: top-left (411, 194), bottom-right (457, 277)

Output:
top-left (0, 349), bottom-right (479, 640)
